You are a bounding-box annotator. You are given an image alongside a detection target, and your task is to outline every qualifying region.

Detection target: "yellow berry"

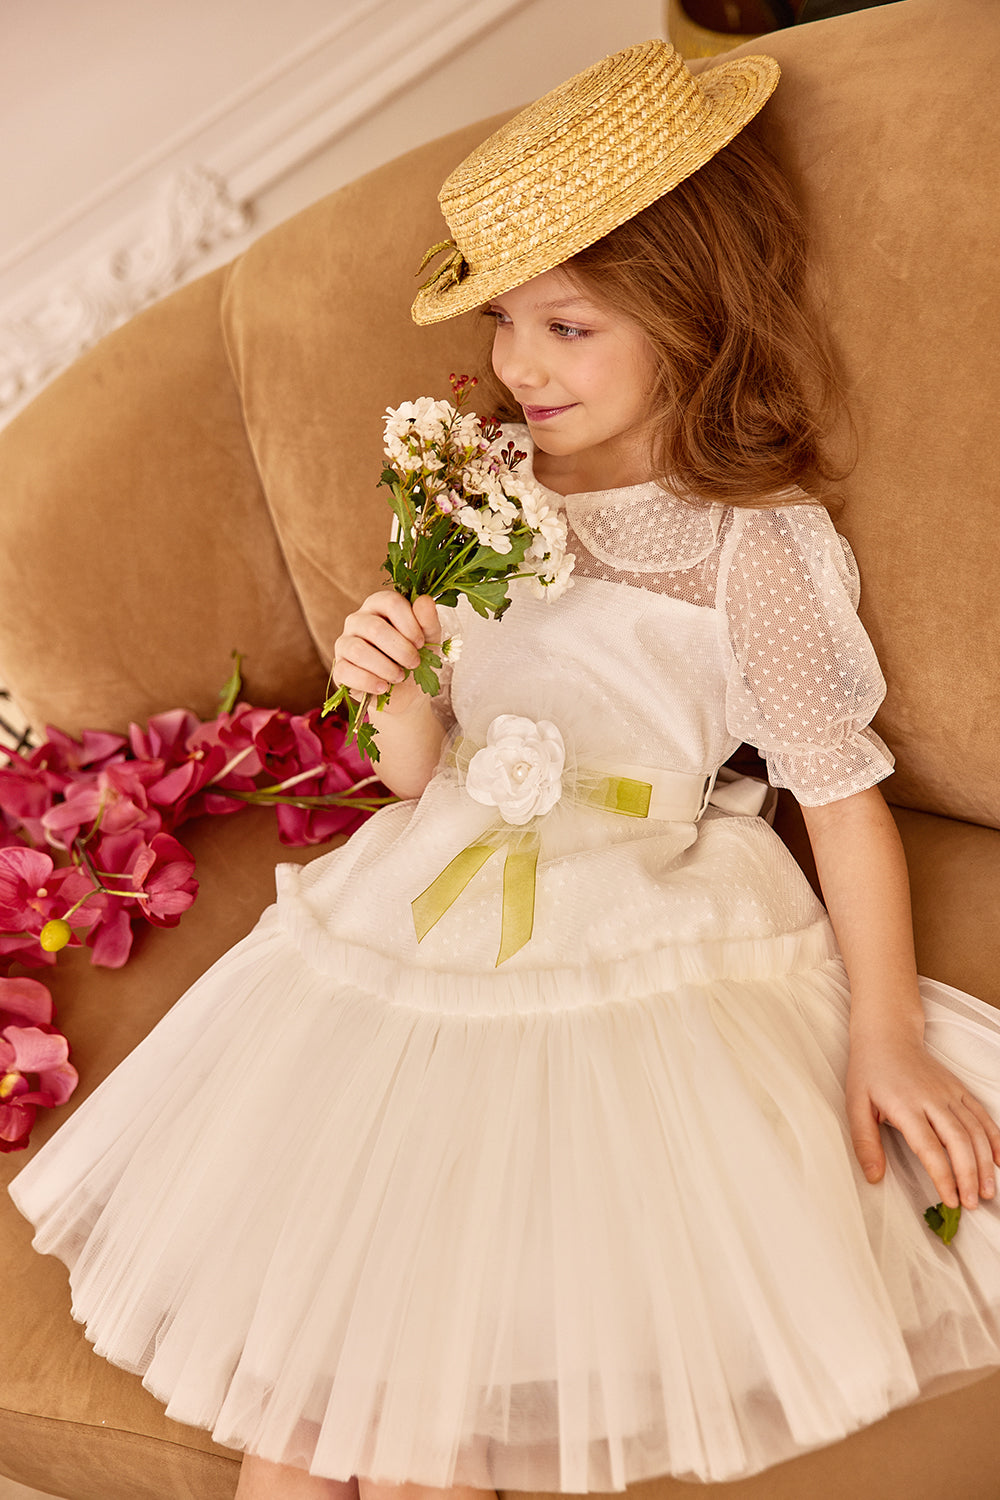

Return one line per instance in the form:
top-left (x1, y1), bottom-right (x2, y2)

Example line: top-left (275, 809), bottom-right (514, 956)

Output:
top-left (39, 918), bottom-right (72, 952)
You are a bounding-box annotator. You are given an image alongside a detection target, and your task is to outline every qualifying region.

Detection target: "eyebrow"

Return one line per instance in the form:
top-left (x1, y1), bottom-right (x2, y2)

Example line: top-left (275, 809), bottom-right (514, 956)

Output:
top-left (489, 295), bottom-right (599, 313)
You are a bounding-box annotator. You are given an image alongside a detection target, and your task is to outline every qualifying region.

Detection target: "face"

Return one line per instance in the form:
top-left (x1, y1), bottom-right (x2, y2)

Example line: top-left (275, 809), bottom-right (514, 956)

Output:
top-left (487, 267), bottom-right (657, 494)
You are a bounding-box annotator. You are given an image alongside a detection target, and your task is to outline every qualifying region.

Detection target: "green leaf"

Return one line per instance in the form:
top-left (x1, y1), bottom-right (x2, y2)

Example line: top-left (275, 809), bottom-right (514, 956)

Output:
top-left (218, 651), bottom-right (243, 714)
top-left (354, 720), bottom-right (380, 763)
top-left (320, 686), bottom-right (381, 764)
top-left (924, 1202), bottom-right (962, 1245)
top-left (412, 643), bottom-right (443, 696)
top-left (321, 683), bottom-right (348, 718)
top-left (461, 578), bottom-right (513, 617)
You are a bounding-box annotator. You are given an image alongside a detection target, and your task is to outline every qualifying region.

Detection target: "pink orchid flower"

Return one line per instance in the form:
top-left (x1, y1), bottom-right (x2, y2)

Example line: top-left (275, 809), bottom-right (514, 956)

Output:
top-left (273, 766), bottom-right (374, 846)
top-left (95, 831), bottom-right (198, 927)
top-left (123, 711), bottom-right (215, 829)
top-left (81, 891), bottom-right (136, 969)
top-left (179, 708), bottom-right (266, 818)
top-left (35, 726), bottom-right (128, 780)
top-left (251, 708), bottom-right (319, 773)
top-left (128, 708), bottom-right (200, 766)
top-left (0, 764), bottom-right (57, 845)
top-left (69, 830), bottom-right (197, 969)
top-left (304, 706), bottom-right (371, 770)
top-left (147, 743), bottom-right (231, 826)
top-left (0, 975), bottom-right (77, 1152)
top-left (0, 846), bottom-right (94, 965)
top-left (41, 760), bottom-right (165, 850)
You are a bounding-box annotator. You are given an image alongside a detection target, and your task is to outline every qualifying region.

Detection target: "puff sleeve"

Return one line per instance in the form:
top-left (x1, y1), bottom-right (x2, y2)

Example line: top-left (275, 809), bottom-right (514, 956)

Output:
top-left (718, 505), bottom-right (895, 806)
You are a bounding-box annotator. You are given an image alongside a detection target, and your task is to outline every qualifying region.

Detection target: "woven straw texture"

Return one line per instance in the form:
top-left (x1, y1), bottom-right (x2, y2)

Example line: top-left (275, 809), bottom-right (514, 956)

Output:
top-left (412, 39), bottom-right (778, 324)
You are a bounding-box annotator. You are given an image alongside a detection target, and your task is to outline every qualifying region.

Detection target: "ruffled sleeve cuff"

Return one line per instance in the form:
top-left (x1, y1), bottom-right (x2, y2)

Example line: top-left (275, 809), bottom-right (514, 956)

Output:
top-left (763, 724), bottom-right (895, 807)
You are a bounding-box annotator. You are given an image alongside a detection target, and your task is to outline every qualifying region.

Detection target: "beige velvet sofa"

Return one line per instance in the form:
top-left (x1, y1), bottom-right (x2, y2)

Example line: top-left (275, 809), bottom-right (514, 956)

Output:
top-left (2, 1), bottom-right (999, 1496)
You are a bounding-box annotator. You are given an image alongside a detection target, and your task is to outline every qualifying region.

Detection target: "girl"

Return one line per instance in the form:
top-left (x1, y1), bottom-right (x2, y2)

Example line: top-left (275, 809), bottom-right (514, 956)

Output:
top-left (11, 38), bottom-right (1000, 1500)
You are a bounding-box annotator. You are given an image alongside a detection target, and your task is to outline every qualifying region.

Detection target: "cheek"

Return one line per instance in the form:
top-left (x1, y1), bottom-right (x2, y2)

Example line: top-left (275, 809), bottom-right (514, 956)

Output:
top-left (490, 327), bottom-right (513, 383)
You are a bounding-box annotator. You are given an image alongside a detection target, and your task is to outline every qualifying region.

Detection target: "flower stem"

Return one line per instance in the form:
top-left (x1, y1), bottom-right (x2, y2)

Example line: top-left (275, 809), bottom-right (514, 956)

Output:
top-left (213, 743), bottom-right (258, 782)
top-left (209, 789), bottom-right (393, 811)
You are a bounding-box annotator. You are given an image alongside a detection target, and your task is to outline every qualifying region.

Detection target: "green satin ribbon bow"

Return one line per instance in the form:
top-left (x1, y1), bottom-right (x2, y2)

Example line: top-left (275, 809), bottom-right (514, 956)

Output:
top-left (411, 772), bottom-right (653, 967)
top-left (412, 827), bottom-right (540, 968)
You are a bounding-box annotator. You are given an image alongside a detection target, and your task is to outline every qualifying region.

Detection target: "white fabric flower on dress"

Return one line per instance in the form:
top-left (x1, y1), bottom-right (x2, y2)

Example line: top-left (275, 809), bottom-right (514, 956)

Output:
top-left (466, 715), bottom-right (565, 825)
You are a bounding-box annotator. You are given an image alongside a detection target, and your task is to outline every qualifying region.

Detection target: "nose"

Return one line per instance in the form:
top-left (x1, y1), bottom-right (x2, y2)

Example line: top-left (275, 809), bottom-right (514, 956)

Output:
top-left (492, 328), bottom-right (545, 394)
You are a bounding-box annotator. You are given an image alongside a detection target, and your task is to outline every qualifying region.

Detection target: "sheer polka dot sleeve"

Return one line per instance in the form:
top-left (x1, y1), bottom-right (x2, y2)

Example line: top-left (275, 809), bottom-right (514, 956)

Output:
top-left (718, 505), bottom-right (895, 806)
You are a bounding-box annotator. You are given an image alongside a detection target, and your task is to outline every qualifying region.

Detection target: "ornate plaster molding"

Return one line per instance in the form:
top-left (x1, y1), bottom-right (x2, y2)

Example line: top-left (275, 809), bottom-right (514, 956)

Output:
top-left (0, 167), bottom-right (250, 415)
top-left (0, 0), bottom-right (531, 424)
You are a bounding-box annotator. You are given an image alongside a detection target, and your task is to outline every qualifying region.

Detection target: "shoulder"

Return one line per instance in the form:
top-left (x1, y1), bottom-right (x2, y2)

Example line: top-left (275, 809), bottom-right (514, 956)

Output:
top-left (722, 497), bottom-right (858, 599)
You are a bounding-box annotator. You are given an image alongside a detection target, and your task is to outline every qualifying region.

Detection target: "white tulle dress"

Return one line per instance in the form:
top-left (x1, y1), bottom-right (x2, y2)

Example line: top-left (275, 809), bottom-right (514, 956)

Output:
top-left (11, 441), bottom-right (1000, 1491)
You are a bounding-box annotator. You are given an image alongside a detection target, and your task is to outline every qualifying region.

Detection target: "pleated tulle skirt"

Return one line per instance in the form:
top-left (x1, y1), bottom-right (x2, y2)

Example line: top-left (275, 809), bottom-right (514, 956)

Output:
top-left (11, 888), bottom-right (1000, 1490)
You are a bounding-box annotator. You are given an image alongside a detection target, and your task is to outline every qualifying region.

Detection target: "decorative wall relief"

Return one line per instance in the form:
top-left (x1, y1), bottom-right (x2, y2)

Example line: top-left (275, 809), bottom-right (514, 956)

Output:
top-left (0, 0), bottom-right (533, 425)
top-left (0, 167), bottom-right (249, 414)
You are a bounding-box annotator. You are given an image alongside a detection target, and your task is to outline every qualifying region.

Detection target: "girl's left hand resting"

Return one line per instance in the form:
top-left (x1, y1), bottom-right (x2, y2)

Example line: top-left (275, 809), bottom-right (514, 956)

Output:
top-left (846, 1021), bottom-right (1000, 1211)
top-left (801, 786), bottom-right (1000, 1213)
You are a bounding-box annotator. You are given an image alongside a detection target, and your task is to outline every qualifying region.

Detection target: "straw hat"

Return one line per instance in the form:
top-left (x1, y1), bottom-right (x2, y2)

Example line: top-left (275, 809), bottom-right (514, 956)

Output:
top-left (411, 39), bottom-right (779, 325)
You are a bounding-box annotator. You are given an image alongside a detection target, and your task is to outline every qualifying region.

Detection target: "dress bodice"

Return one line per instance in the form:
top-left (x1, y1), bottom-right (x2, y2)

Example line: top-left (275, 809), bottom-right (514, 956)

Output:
top-left (442, 426), bottom-right (895, 806)
top-left (447, 579), bottom-right (734, 779)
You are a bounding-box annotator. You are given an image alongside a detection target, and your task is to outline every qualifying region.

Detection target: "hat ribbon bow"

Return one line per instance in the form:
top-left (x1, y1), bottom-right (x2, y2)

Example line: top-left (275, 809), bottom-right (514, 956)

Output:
top-left (416, 238), bottom-right (470, 294)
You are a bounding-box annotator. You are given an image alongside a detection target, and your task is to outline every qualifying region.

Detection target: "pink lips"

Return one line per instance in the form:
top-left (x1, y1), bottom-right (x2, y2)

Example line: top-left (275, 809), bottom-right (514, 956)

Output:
top-left (522, 404), bottom-right (575, 421)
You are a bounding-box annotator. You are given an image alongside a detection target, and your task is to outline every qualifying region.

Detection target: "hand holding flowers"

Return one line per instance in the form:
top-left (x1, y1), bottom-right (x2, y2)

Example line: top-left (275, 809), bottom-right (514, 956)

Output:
top-left (324, 375), bottom-right (574, 762)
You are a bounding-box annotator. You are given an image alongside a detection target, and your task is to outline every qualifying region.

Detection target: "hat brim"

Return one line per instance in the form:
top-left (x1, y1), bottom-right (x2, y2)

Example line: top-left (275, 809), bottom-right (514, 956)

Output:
top-left (412, 53), bottom-right (780, 326)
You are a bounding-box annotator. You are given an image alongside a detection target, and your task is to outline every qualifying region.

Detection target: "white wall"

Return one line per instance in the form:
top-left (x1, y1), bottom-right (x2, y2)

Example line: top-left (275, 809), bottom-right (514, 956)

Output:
top-left (0, 0), bottom-right (665, 424)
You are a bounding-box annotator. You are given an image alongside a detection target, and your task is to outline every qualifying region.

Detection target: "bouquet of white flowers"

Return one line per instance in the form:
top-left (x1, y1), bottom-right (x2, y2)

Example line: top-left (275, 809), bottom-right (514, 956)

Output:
top-left (324, 375), bottom-right (574, 762)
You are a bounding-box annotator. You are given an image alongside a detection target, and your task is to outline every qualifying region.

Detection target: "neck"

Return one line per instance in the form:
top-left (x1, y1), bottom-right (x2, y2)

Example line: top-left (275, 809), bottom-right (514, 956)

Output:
top-left (531, 444), bottom-right (657, 497)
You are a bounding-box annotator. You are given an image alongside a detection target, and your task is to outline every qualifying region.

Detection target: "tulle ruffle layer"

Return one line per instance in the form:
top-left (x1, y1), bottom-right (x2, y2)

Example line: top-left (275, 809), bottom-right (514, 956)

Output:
top-left (12, 912), bottom-right (1000, 1490)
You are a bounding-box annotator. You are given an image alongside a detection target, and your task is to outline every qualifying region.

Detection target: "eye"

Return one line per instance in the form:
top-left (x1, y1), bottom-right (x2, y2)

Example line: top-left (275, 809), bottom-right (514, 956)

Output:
top-left (551, 321), bottom-right (590, 340)
top-left (481, 306), bottom-right (510, 326)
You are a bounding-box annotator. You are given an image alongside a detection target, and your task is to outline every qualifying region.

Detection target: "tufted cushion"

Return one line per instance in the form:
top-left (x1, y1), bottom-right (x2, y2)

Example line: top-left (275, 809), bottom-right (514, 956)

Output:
top-left (0, 2), bottom-right (998, 1497)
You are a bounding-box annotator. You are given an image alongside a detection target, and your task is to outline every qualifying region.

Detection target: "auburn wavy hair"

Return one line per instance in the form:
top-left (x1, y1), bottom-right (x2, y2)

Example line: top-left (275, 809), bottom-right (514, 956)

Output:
top-left (478, 127), bottom-right (848, 510)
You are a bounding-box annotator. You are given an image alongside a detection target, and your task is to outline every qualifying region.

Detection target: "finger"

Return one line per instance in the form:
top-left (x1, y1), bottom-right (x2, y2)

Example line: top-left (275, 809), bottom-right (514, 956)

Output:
top-left (334, 638), bottom-right (412, 695)
top-left (951, 1097), bottom-right (1000, 1199)
top-left (412, 595), bottom-right (441, 642)
top-left (364, 590), bottom-right (428, 647)
top-left (963, 1093), bottom-right (1000, 1171)
top-left (900, 1110), bottom-right (965, 1209)
top-left (337, 614), bottom-right (423, 677)
top-left (848, 1097), bottom-right (886, 1184)
top-left (331, 661), bottom-right (390, 699)
top-left (920, 1096), bottom-right (998, 1208)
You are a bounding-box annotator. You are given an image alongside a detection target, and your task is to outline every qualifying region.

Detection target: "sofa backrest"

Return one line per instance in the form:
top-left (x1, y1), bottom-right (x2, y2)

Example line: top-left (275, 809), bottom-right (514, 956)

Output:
top-left (0, 0), bottom-right (996, 828)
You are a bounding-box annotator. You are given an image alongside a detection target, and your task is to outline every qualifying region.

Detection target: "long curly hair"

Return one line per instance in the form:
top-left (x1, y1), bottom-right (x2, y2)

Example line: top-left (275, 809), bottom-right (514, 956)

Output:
top-left (477, 126), bottom-right (849, 510)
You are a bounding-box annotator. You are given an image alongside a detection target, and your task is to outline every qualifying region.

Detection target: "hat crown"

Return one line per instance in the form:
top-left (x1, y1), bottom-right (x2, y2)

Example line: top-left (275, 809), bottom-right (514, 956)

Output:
top-left (412, 39), bottom-right (779, 324)
top-left (440, 42), bottom-right (704, 276)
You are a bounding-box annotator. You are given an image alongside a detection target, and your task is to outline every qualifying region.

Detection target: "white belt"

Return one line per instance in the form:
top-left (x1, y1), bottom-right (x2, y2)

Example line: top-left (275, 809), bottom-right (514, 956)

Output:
top-left (585, 761), bottom-right (716, 823)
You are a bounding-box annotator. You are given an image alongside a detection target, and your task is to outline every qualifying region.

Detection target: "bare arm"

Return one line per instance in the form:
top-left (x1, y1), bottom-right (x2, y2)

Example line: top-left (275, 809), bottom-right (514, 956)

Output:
top-left (801, 786), bottom-right (1000, 1210)
top-left (331, 592), bottom-right (446, 800)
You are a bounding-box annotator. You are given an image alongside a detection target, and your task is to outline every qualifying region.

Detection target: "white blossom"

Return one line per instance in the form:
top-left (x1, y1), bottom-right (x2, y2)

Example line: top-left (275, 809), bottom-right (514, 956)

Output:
top-left (456, 504), bottom-right (514, 553)
top-left (527, 551), bottom-right (576, 600)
